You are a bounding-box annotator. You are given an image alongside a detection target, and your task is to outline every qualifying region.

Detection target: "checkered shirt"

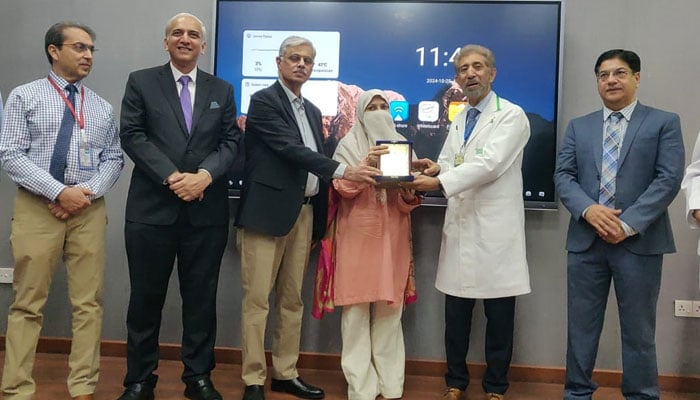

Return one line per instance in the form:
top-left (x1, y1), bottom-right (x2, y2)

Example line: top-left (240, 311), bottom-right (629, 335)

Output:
top-left (0, 70), bottom-right (123, 201)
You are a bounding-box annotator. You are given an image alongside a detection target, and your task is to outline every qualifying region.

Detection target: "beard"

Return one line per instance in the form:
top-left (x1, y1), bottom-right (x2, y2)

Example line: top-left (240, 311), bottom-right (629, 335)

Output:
top-left (463, 84), bottom-right (485, 102)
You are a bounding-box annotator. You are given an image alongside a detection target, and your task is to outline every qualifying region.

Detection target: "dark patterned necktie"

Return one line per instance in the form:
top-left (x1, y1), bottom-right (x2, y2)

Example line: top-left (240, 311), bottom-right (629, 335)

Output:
top-left (49, 84), bottom-right (77, 183)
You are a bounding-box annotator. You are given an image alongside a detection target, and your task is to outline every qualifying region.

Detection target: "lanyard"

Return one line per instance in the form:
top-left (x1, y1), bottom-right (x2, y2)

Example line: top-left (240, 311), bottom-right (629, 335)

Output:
top-left (47, 76), bottom-right (86, 131)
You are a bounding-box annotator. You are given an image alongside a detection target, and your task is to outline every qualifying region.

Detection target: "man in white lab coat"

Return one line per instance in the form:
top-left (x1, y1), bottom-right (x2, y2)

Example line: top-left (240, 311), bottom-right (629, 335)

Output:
top-left (682, 131), bottom-right (700, 288)
top-left (408, 44), bottom-right (531, 400)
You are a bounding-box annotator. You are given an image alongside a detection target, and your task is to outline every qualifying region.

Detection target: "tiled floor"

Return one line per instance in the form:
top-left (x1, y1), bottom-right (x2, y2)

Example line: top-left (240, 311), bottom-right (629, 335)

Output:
top-left (1, 353), bottom-right (698, 399)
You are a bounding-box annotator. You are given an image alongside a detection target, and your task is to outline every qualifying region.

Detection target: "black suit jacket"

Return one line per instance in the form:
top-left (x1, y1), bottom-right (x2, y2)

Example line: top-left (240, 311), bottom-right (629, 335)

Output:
top-left (236, 81), bottom-right (339, 240)
top-left (120, 63), bottom-right (240, 227)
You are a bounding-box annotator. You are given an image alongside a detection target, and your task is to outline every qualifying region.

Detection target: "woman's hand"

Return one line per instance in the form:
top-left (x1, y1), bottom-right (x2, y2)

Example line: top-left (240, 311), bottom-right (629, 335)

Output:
top-left (365, 145), bottom-right (389, 168)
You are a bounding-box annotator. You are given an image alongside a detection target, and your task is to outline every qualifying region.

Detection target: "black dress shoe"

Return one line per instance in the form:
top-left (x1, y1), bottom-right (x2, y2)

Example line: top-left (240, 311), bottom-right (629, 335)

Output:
top-left (271, 377), bottom-right (325, 399)
top-left (184, 377), bottom-right (222, 400)
top-left (242, 385), bottom-right (265, 400)
top-left (117, 382), bottom-right (155, 400)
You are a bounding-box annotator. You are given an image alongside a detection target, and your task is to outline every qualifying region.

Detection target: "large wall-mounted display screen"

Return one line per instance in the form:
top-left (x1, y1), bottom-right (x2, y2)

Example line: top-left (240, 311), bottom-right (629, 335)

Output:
top-left (215, 0), bottom-right (563, 209)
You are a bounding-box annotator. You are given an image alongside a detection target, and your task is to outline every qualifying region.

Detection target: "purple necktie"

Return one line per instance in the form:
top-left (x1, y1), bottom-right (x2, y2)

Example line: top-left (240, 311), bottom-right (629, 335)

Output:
top-left (178, 75), bottom-right (192, 134)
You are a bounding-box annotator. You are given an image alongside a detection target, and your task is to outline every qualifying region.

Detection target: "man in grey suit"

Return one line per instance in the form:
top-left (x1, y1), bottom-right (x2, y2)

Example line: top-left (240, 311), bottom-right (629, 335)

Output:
top-left (554, 49), bottom-right (684, 400)
top-left (118, 12), bottom-right (240, 400)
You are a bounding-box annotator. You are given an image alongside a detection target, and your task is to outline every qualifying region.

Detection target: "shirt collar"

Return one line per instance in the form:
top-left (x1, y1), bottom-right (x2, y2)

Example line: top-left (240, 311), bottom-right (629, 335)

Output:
top-left (170, 62), bottom-right (197, 84)
top-left (279, 79), bottom-right (303, 105)
top-left (467, 90), bottom-right (494, 114)
top-left (48, 70), bottom-right (83, 92)
top-left (603, 99), bottom-right (637, 122)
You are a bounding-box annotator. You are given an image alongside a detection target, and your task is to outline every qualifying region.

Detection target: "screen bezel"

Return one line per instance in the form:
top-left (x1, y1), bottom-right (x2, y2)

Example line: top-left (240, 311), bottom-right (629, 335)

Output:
top-left (213, 0), bottom-right (565, 210)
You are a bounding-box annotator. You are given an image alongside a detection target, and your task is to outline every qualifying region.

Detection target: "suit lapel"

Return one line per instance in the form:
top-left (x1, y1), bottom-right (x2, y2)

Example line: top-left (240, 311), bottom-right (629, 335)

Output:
top-left (618, 103), bottom-right (648, 168)
top-left (306, 105), bottom-right (325, 153)
top-left (191, 69), bottom-right (212, 138)
top-left (157, 63), bottom-right (189, 138)
top-left (591, 111), bottom-right (605, 175)
top-left (272, 81), bottom-right (323, 152)
top-left (274, 81), bottom-right (302, 135)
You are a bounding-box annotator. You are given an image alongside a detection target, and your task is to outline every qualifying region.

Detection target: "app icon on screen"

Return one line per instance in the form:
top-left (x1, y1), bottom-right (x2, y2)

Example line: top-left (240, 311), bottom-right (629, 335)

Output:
top-left (418, 101), bottom-right (439, 122)
top-left (448, 101), bottom-right (467, 122)
top-left (390, 100), bottom-right (409, 121)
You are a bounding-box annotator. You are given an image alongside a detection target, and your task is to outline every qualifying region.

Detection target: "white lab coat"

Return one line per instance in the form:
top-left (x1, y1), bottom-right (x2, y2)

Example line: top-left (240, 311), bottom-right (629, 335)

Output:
top-left (681, 130), bottom-right (700, 288)
top-left (683, 131), bottom-right (700, 238)
top-left (435, 92), bottom-right (531, 298)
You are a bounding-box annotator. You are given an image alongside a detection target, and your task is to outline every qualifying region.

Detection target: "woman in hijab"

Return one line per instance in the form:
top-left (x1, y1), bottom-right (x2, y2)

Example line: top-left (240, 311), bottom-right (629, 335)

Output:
top-left (332, 89), bottom-right (421, 400)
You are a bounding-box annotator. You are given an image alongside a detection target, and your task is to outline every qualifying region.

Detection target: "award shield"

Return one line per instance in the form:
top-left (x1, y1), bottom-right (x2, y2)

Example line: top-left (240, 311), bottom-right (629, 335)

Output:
top-left (375, 140), bottom-right (414, 183)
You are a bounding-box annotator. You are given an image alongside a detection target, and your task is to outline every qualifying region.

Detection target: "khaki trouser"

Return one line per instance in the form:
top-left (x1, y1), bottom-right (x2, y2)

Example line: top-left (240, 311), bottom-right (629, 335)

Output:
top-left (1, 189), bottom-right (106, 399)
top-left (341, 301), bottom-right (405, 400)
top-left (237, 205), bottom-right (313, 385)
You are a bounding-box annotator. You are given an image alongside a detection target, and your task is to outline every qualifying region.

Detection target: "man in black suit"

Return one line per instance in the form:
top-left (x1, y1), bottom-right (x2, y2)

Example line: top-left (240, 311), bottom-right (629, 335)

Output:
top-left (117, 12), bottom-right (240, 400)
top-left (235, 36), bottom-right (379, 400)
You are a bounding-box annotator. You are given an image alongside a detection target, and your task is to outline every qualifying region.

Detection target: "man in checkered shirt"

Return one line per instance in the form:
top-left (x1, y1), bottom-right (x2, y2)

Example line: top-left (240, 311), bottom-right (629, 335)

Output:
top-left (0, 21), bottom-right (123, 400)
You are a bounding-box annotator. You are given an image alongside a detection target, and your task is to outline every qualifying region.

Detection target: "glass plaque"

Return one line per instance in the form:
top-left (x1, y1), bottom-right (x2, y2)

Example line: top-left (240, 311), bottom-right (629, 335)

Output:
top-left (375, 140), bottom-right (414, 182)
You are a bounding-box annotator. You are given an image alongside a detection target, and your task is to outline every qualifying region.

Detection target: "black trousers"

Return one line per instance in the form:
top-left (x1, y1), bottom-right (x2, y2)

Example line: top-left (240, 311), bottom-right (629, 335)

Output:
top-left (123, 214), bottom-right (228, 386)
top-left (444, 294), bottom-right (515, 394)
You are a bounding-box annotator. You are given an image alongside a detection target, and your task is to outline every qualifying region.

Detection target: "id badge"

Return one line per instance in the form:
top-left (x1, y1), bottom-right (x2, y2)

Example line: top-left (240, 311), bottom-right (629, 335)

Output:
top-left (78, 129), bottom-right (95, 170)
top-left (455, 141), bottom-right (467, 166)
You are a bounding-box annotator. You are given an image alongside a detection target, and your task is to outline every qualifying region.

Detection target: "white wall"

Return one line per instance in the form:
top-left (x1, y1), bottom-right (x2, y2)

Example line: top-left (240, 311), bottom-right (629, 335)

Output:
top-left (0, 0), bottom-right (698, 376)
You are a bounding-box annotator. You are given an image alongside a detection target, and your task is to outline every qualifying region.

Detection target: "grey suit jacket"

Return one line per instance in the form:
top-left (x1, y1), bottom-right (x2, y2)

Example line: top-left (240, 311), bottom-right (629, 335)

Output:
top-left (554, 102), bottom-right (684, 255)
top-left (120, 63), bottom-right (241, 226)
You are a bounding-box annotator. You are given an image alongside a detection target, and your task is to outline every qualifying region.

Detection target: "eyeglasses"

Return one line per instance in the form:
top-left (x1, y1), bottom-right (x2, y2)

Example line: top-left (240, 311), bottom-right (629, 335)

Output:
top-left (457, 63), bottom-right (488, 76)
top-left (596, 68), bottom-right (631, 81)
top-left (60, 42), bottom-right (97, 54)
top-left (284, 54), bottom-right (314, 65)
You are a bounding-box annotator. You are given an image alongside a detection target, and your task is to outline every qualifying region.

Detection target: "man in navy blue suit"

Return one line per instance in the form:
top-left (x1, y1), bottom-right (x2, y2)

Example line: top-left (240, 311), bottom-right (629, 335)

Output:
top-left (554, 49), bottom-right (684, 400)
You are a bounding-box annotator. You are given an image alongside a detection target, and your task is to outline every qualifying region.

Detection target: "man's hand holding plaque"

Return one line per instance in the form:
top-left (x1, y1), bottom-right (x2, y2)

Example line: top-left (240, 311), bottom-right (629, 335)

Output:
top-left (412, 158), bottom-right (440, 177)
top-left (403, 158), bottom-right (442, 192)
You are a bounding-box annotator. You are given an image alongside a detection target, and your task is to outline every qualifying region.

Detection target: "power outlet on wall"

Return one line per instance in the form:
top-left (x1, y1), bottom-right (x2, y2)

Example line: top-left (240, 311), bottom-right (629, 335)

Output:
top-left (693, 301), bottom-right (700, 318)
top-left (674, 300), bottom-right (693, 317)
top-left (0, 267), bottom-right (13, 284)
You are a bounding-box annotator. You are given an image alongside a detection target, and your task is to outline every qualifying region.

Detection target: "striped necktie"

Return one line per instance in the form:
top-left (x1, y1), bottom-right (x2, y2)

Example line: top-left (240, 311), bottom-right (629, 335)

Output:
top-left (598, 112), bottom-right (624, 207)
